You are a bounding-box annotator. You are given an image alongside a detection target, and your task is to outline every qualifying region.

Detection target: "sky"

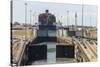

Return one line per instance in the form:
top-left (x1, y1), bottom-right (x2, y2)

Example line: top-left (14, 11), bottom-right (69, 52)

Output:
top-left (13, 0), bottom-right (97, 26)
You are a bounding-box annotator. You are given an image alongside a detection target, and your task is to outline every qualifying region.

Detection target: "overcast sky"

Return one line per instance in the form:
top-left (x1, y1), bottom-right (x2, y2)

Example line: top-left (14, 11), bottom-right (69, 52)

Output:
top-left (13, 0), bottom-right (97, 26)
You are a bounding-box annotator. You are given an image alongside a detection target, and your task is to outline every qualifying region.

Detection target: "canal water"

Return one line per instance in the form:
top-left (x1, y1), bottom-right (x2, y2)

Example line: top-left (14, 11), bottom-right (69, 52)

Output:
top-left (47, 42), bottom-right (56, 63)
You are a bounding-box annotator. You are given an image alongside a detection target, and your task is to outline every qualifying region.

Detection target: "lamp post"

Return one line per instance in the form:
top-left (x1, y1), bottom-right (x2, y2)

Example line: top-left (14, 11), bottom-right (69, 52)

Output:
top-left (90, 16), bottom-right (92, 27)
top-left (30, 9), bottom-right (32, 39)
top-left (67, 10), bottom-right (69, 27)
top-left (11, 0), bottom-right (13, 65)
top-left (75, 12), bottom-right (77, 31)
top-left (82, 4), bottom-right (84, 38)
top-left (25, 3), bottom-right (27, 41)
top-left (30, 10), bottom-right (32, 25)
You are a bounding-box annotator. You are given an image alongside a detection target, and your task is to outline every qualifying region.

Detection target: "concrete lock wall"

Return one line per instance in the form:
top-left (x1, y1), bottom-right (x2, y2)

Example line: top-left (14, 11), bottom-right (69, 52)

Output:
top-left (57, 29), bottom-right (68, 37)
